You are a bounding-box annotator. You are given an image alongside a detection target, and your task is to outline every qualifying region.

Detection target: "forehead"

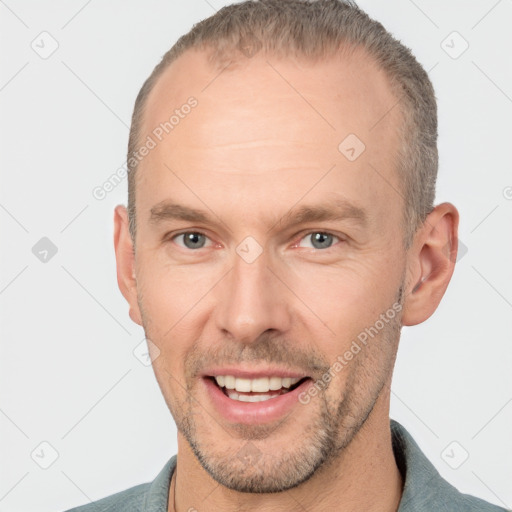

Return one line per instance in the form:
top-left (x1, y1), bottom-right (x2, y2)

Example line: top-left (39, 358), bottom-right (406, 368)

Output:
top-left (143, 45), bottom-right (401, 146)
top-left (136, 46), bottom-right (404, 235)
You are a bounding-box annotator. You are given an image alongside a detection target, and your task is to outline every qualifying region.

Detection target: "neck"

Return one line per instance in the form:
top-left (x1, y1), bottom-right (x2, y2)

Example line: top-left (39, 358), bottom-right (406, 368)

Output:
top-left (170, 389), bottom-right (403, 512)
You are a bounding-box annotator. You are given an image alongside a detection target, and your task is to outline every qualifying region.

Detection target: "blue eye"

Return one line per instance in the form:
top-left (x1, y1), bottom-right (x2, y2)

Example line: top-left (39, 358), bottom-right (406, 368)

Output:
top-left (298, 232), bottom-right (340, 250)
top-left (168, 231), bottom-right (342, 252)
top-left (173, 232), bottom-right (211, 250)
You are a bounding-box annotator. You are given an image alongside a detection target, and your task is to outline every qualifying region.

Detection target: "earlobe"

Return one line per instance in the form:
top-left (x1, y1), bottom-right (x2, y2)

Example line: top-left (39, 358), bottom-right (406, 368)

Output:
top-left (113, 205), bottom-right (143, 326)
top-left (401, 202), bottom-right (460, 326)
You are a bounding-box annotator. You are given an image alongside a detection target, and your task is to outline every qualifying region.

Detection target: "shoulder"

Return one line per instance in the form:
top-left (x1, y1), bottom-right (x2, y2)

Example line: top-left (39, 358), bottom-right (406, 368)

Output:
top-left (63, 482), bottom-right (150, 512)
top-left (391, 420), bottom-right (508, 512)
top-left (61, 455), bottom-right (177, 512)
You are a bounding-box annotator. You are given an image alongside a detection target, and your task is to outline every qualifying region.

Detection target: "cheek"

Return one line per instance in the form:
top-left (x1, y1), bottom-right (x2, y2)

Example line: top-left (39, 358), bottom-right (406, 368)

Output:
top-left (290, 256), bottom-right (392, 323)
top-left (136, 262), bottom-right (197, 368)
top-left (136, 253), bottom-right (207, 325)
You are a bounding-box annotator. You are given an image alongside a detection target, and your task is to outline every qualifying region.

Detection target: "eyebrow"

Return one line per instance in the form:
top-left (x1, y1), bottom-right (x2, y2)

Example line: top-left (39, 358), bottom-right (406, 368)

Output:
top-left (149, 197), bottom-right (368, 231)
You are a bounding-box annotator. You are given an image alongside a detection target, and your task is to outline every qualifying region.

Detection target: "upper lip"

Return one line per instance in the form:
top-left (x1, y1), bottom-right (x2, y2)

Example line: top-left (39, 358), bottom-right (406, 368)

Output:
top-left (201, 367), bottom-right (309, 379)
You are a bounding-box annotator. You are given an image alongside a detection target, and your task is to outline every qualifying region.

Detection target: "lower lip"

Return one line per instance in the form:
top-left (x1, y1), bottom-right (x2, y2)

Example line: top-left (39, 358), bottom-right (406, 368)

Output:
top-left (203, 377), bottom-right (312, 425)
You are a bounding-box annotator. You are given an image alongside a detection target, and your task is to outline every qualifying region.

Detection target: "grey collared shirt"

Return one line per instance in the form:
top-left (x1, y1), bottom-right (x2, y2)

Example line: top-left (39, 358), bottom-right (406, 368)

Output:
top-left (63, 420), bottom-right (508, 511)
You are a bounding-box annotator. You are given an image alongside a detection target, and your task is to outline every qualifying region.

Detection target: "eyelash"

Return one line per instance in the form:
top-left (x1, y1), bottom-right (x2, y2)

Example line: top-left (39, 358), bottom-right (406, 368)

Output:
top-left (167, 230), bottom-right (343, 251)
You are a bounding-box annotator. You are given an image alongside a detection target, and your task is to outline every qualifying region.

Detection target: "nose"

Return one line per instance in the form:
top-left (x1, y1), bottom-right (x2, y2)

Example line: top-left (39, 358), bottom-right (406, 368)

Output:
top-left (213, 246), bottom-right (292, 344)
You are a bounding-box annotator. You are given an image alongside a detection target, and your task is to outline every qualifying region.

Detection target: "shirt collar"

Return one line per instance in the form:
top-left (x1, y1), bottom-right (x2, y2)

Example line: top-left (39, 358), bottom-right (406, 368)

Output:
top-left (144, 455), bottom-right (176, 511)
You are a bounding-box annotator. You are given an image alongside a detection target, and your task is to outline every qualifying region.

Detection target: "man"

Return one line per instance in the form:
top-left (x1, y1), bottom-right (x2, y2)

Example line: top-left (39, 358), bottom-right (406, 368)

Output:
top-left (65, 0), bottom-right (507, 510)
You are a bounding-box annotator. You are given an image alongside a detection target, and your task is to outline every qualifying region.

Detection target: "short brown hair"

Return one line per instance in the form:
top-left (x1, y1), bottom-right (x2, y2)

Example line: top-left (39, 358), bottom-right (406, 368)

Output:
top-left (127, 0), bottom-right (438, 249)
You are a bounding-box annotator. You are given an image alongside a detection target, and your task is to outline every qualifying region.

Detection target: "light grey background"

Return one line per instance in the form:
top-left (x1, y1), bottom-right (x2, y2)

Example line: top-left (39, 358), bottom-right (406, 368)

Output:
top-left (1, 1), bottom-right (511, 511)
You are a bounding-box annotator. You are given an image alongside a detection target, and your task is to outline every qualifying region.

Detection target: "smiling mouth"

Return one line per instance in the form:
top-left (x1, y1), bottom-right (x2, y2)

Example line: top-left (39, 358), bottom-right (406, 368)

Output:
top-left (209, 375), bottom-right (309, 402)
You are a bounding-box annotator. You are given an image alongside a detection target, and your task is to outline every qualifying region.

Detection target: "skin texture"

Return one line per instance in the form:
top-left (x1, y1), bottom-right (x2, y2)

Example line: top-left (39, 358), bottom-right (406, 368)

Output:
top-left (114, 47), bottom-right (459, 511)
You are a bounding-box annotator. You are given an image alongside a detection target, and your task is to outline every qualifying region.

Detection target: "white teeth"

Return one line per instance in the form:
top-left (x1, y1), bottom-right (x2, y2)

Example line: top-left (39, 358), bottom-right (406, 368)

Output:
top-left (269, 376), bottom-right (282, 390)
top-left (251, 377), bottom-right (269, 392)
top-left (235, 378), bottom-right (252, 392)
top-left (214, 375), bottom-right (302, 393)
top-left (226, 389), bottom-right (281, 402)
top-left (223, 375), bottom-right (236, 389)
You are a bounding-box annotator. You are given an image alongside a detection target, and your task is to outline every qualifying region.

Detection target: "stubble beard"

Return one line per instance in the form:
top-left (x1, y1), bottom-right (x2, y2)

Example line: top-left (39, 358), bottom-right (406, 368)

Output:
top-left (166, 292), bottom-right (401, 493)
top-left (160, 287), bottom-right (404, 494)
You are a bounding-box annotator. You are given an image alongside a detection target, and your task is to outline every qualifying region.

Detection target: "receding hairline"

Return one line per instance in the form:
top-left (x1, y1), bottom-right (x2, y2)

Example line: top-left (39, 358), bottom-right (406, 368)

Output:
top-left (132, 41), bottom-right (407, 199)
top-left (135, 40), bottom-right (405, 172)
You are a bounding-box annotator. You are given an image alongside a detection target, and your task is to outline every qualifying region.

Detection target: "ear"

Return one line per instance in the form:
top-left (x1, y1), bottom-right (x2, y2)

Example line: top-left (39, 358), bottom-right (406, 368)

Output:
top-left (401, 202), bottom-right (460, 326)
top-left (113, 205), bottom-right (142, 326)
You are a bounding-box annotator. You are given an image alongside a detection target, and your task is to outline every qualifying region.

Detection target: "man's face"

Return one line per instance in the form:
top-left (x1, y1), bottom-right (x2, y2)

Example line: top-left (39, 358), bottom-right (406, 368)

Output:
top-left (130, 47), bottom-right (408, 492)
